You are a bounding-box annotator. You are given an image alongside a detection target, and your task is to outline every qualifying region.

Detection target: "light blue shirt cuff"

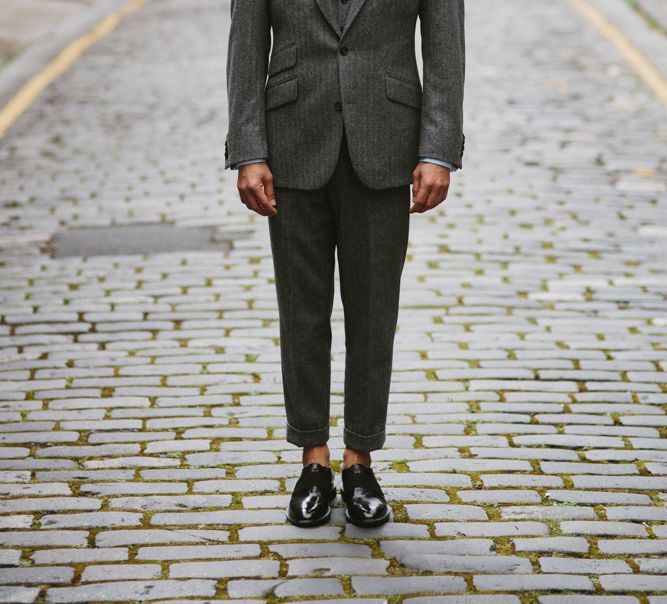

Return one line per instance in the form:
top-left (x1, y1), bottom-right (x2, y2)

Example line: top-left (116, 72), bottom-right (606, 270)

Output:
top-left (419, 157), bottom-right (458, 172)
top-left (231, 158), bottom-right (267, 169)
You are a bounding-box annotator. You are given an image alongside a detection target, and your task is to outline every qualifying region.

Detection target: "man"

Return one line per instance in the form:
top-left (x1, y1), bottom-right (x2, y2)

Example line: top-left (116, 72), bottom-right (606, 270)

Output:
top-left (225, 0), bottom-right (464, 528)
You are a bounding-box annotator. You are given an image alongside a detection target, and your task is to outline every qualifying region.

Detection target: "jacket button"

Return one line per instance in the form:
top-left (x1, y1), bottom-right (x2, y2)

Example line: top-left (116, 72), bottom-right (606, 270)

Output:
top-left (339, 45), bottom-right (349, 55)
top-left (334, 101), bottom-right (342, 112)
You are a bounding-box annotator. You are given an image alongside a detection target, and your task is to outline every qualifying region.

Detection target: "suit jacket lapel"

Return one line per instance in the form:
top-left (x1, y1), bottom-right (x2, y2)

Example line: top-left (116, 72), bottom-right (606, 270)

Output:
top-left (340, 0), bottom-right (368, 39)
top-left (315, 0), bottom-right (368, 39)
top-left (315, 0), bottom-right (341, 37)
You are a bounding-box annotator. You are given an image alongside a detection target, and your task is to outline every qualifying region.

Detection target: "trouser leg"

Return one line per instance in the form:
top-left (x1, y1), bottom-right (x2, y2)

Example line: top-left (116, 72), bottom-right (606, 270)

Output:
top-left (268, 184), bottom-right (336, 447)
top-left (331, 130), bottom-right (411, 452)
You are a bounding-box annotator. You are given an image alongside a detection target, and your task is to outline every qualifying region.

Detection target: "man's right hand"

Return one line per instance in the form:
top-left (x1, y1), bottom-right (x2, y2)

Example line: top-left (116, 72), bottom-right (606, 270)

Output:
top-left (237, 162), bottom-right (277, 216)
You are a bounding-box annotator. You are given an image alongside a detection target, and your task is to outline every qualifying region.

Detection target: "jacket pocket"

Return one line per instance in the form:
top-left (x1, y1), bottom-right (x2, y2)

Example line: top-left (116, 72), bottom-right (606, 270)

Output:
top-left (268, 42), bottom-right (297, 77)
top-left (265, 75), bottom-right (298, 111)
top-left (385, 72), bottom-right (422, 110)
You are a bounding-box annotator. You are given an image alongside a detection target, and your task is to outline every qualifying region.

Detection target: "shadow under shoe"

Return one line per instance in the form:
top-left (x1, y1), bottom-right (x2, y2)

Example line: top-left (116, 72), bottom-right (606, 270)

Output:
top-left (286, 462), bottom-right (337, 527)
top-left (340, 462), bottom-right (391, 527)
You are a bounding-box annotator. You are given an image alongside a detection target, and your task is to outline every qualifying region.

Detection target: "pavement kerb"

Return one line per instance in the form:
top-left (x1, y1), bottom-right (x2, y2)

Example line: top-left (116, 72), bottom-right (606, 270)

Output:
top-left (0, 0), bottom-right (150, 136)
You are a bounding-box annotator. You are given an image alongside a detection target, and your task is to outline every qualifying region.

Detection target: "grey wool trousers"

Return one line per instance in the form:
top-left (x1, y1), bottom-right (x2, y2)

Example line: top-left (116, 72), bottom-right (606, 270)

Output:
top-left (268, 127), bottom-right (410, 452)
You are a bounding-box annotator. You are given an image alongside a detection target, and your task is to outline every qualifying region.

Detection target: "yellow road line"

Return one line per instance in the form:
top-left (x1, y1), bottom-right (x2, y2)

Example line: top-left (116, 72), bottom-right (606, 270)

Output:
top-left (0, 0), bottom-right (149, 138)
top-left (569, 0), bottom-right (667, 107)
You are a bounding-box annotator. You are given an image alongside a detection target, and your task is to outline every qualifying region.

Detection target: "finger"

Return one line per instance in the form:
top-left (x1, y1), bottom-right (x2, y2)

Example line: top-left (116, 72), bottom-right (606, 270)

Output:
top-left (247, 187), bottom-right (270, 216)
top-left (410, 195), bottom-right (427, 213)
top-left (424, 185), bottom-right (443, 212)
top-left (251, 182), bottom-right (276, 216)
top-left (441, 180), bottom-right (450, 201)
top-left (411, 182), bottom-right (431, 213)
top-left (252, 182), bottom-right (278, 217)
top-left (410, 171), bottom-right (421, 212)
top-left (239, 187), bottom-right (261, 214)
top-left (263, 176), bottom-right (278, 213)
top-left (412, 168), bottom-right (421, 196)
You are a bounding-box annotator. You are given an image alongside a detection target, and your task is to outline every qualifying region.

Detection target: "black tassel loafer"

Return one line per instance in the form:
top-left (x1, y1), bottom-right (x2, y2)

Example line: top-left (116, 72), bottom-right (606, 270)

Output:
top-left (340, 463), bottom-right (391, 527)
top-left (285, 462), bottom-right (337, 527)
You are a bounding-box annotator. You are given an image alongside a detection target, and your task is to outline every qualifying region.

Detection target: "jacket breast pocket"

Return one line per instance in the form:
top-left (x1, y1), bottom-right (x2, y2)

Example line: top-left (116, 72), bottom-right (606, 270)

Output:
top-left (268, 42), bottom-right (297, 77)
top-left (385, 72), bottom-right (422, 110)
top-left (265, 75), bottom-right (298, 111)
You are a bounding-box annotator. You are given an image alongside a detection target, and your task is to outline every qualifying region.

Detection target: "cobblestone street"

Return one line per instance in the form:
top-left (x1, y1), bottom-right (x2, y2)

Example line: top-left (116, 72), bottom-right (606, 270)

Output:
top-left (1, 0), bottom-right (667, 601)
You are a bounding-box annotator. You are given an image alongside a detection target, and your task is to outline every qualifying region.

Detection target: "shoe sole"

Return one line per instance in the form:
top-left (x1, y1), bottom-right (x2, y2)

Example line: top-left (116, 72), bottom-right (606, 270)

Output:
top-left (285, 488), bottom-right (338, 527)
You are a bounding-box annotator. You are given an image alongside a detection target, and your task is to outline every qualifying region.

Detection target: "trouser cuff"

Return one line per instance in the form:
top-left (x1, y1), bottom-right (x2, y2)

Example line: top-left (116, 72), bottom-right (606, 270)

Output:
top-left (343, 426), bottom-right (386, 452)
top-left (286, 420), bottom-right (330, 447)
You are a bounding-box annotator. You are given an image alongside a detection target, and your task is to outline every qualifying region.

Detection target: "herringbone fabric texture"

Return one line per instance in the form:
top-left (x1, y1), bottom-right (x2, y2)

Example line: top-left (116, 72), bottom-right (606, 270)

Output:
top-left (267, 129), bottom-right (410, 451)
top-left (225, 0), bottom-right (465, 190)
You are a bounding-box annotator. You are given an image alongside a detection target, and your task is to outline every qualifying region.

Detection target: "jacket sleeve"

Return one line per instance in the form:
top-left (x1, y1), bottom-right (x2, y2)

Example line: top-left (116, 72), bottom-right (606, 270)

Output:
top-left (225, 0), bottom-right (271, 169)
top-left (418, 0), bottom-right (465, 169)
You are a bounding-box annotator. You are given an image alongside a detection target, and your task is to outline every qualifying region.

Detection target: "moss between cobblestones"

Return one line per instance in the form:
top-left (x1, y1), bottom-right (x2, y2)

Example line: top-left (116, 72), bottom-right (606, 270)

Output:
top-left (561, 475), bottom-right (575, 490)
top-left (461, 419), bottom-right (477, 434)
top-left (390, 460), bottom-right (410, 472)
top-left (485, 504), bottom-right (502, 522)
top-left (528, 460), bottom-right (541, 473)
top-left (11, 388), bottom-right (667, 601)
top-left (337, 576), bottom-right (355, 600)
top-left (390, 503), bottom-right (409, 524)
top-left (543, 518), bottom-right (563, 536)
top-left (496, 537), bottom-right (516, 558)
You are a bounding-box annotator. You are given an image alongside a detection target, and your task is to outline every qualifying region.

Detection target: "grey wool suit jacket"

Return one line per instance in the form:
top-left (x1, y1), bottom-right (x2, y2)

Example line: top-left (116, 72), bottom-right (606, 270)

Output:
top-left (224, 0), bottom-right (465, 191)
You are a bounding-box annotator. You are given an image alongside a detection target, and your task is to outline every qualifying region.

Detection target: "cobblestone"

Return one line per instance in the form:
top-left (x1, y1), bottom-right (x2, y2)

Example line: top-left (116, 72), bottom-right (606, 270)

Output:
top-left (435, 522), bottom-right (550, 537)
top-left (351, 576), bottom-right (466, 595)
top-left (287, 557), bottom-right (389, 576)
top-left (45, 579), bottom-right (217, 603)
top-left (79, 563), bottom-right (162, 582)
top-left (169, 559), bottom-right (280, 579)
top-left (600, 575), bottom-right (667, 592)
top-left (227, 577), bottom-right (344, 598)
top-left (512, 537), bottom-right (590, 554)
top-left (0, 0), bottom-right (666, 600)
top-left (394, 554), bottom-right (531, 574)
top-left (474, 574), bottom-right (595, 592)
top-left (538, 557), bottom-right (633, 574)
top-left (539, 598), bottom-right (639, 604)
top-left (406, 599), bottom-right (519, 604)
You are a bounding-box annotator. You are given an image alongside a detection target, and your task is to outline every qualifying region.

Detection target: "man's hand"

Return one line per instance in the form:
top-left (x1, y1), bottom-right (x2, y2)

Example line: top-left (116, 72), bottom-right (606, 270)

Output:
top-left (237, 162), bottom-right (277, 217)
top-left (410, 162), bottom-right (451, 213)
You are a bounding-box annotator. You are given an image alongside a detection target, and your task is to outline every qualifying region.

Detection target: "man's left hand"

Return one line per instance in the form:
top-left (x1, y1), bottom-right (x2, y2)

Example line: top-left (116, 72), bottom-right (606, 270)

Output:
top-left (410, 162), bottom-right (451, 213)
